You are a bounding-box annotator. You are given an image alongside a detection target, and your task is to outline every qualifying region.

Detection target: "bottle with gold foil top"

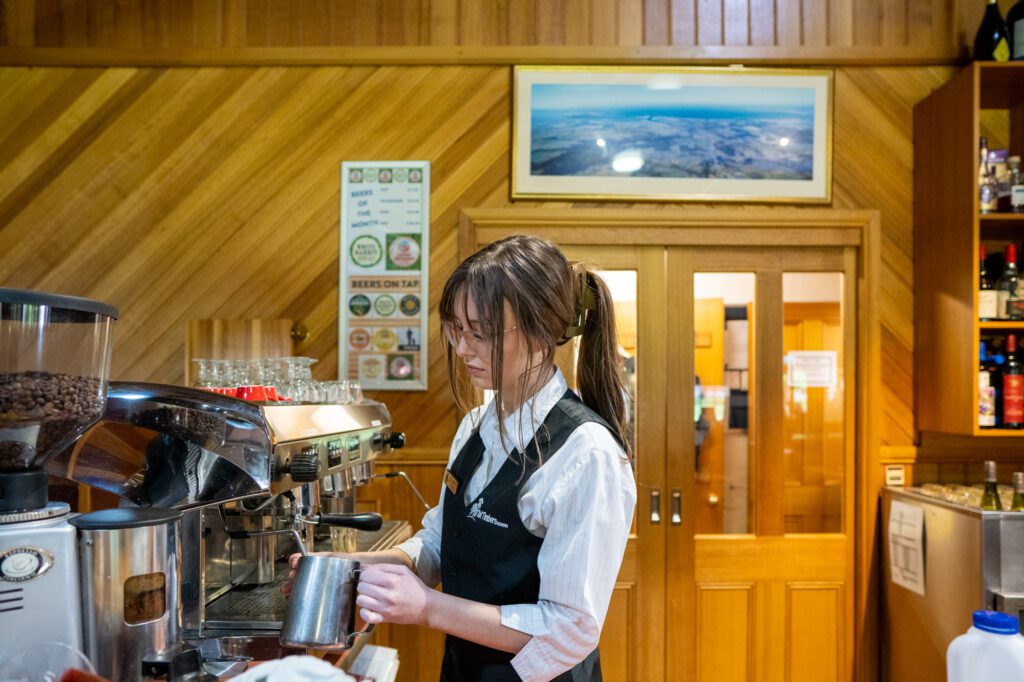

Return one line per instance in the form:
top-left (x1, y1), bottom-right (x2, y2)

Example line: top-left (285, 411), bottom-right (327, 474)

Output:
top-left (982, 460), bottom-right (1003, 510)
top-left (1012, 472), bottom-right (1024, 511)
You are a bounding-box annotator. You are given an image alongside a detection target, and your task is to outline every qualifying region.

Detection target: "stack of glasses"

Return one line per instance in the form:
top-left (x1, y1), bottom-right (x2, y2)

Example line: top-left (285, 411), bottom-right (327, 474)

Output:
top-left (190, 357), bottom-right (363, 404)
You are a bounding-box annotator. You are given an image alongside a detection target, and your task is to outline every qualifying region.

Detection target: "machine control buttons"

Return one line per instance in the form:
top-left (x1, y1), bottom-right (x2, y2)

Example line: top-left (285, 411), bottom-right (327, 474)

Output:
top-left (0, 547), bottom-right (53, 582)
top-left (286, 448), bottom-right (322, 482)
top-left (327, 440), bottom-right (343, 468)
top-left (348, 437), bottom-right (361, 462)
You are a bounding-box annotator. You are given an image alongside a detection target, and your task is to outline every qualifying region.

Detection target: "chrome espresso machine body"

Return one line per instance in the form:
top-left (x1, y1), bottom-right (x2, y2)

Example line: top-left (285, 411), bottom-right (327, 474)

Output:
top-left (48, 380), bottom-right (404, 673)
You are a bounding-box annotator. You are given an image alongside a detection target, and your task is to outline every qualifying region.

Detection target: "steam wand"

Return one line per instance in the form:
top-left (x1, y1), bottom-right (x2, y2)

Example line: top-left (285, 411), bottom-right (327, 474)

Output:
top-left (372, 471), bottom-right (431, 511)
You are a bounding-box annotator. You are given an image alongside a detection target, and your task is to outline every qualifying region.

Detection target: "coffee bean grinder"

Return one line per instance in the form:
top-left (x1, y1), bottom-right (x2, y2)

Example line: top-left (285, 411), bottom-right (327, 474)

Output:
top-left (0, 288), bottom-right (117, 661)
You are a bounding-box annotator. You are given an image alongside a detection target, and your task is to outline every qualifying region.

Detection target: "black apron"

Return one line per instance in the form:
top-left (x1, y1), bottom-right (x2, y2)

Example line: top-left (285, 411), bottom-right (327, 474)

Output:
top-left (439, 390), bottom-right (619, 682)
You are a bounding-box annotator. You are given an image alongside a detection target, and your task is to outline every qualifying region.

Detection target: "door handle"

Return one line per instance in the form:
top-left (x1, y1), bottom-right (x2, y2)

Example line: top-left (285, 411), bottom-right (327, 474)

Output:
top-left (650, 489), bottom-right (661, 524)
top-left (671, 489), bottom-right (682, 526)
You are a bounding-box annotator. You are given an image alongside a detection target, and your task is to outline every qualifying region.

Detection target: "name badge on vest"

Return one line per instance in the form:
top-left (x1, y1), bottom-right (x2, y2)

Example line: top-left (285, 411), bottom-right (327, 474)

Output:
top-left (443, 469), bottom-right (459, 495)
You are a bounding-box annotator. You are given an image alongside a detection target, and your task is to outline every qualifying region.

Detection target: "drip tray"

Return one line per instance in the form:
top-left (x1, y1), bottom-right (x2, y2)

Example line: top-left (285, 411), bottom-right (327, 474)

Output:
top-left (204, 520), bottom-right (411, 631)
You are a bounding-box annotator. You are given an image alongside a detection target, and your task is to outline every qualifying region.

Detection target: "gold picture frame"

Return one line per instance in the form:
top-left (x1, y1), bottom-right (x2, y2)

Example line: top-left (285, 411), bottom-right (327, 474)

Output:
top-left (512, 66), bottom-right (833, 204)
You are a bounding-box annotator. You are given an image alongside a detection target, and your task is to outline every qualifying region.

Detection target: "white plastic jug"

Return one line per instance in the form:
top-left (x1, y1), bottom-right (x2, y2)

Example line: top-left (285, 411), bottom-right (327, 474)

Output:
top-left (948, 610), bottom-right (1024, 681)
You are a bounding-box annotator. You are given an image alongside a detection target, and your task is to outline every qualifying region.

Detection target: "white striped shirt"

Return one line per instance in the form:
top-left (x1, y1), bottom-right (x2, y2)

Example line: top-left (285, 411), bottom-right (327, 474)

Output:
top-left (395, 369), bottom-right (636, 682)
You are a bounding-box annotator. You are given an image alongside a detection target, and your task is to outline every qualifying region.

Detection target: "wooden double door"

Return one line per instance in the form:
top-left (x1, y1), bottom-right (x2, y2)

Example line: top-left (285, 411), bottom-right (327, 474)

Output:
top-left (565, 242), bottom-right (857, 682)
top-left (373, 208), bottom-right (876, 681)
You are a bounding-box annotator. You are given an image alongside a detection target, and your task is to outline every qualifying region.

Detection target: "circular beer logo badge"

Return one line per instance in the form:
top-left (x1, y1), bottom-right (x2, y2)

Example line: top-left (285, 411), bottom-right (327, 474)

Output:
top-left (388, 236), bottom-right (420, 269)
top-left (399, 294), bottom-right (420, 316)
top-left (373, 328), bottom-right (398, 351)
top-left (374, 295), bottom-right (397, 316)
top-left (389, 355), bottom-right (413, 380)
top-left (394, 169), bottom-right (408, 182)
top-left (360, 356), bottom-right (383, 379)
top-left (350, 236), bottom-right (383, 268)
top-left (348, 294), bottom-right (371, 316)
top-left (363, 169), bottom-right (378, 183)
top-left (349, 328), bottom-right (371, 350)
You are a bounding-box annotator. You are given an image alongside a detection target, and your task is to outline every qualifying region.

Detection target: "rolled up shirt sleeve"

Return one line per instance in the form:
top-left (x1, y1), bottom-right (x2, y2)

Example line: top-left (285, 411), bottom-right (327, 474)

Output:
top-left (502, 426), bottom-right (637, 682)
top-left (395, 503), bottom-right (444, 587)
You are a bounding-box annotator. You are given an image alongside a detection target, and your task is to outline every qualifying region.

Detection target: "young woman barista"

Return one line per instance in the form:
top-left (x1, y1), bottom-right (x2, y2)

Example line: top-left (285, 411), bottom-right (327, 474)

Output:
top-left (285, 235), bottom-right (636, 682)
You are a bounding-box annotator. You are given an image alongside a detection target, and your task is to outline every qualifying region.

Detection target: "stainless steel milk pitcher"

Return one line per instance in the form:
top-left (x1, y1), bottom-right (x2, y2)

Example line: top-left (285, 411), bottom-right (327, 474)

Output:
top-left (280, 555), bottom-right (374, 650)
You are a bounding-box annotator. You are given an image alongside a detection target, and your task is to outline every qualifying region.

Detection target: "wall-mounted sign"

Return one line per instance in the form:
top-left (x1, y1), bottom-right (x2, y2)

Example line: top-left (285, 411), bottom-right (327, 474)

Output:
top-left (340, 161), bottom-right (429, 391)
top-left (784, 350), bottom-right (837, 389)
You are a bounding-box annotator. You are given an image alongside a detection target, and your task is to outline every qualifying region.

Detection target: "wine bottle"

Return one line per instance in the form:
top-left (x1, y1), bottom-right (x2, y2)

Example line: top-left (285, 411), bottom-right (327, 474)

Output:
top-left (1009, 0), bottom-right (1024, 59)
top-left (996, 244), bottom-right (1021, 319)
top-left (1010, 155), bottom-right (1024, 212)
top-left (981, 341), bottom-right (997, 428)
top-left (982, 460), bottom-right (1002, 510)
top-left (1004, 333), bottom-right (1024, 428)
top-left (988, 340), bottom-right (1006, 426)
top-left (1012, 472), bottom-right (1024, 511)
top-left (980, 137), bottom-right (999, 213)
top-left (975, 0), bottom-right (1011, 61)
top-left (980, 244), bottom-right (998, 320)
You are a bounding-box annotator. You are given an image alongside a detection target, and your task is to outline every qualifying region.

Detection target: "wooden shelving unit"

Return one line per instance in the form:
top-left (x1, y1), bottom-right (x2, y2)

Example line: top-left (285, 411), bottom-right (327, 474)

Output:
top-left (915, 62), bottom-right (1024, 438)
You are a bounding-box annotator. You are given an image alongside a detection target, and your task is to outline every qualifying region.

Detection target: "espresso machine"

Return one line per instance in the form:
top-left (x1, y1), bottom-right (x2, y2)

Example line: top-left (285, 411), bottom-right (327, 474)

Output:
top-left (0, 288), bottom-right (408, 679)
top-left (51, 382), bottom-right (405, 676)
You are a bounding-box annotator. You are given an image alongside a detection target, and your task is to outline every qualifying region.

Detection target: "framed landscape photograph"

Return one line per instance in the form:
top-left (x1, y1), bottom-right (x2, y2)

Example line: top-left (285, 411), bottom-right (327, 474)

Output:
top-left (512, 66), bottom-right (833, 203)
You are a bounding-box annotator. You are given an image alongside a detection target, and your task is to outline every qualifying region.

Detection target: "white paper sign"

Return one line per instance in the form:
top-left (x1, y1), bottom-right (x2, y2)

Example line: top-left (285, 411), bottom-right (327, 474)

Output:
top-left (785, 350), bottom-right (838, 388)
top-left (340, 161), bottom-right (429, 391)
top-left (888, 500), bottom-right (925, 596)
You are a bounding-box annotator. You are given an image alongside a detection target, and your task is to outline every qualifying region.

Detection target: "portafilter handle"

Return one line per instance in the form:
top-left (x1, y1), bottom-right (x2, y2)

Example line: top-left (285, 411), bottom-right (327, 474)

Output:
top-left (307, 512), bottom-right (383, 532)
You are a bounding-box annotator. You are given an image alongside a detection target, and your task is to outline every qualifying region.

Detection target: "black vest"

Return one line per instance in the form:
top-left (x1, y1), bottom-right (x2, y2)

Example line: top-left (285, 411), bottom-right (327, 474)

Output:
top-left (439, 390), bottom-right (618, 682)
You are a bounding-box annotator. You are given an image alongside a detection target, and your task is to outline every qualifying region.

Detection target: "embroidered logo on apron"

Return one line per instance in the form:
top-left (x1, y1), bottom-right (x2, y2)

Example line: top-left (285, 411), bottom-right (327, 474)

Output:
top-left (467, 498), bottom-right (509, 528)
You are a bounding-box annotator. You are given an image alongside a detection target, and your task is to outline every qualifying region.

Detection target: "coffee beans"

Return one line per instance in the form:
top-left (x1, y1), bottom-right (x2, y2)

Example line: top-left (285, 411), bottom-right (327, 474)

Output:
top-left (0, 371), bottom-right (104, 470)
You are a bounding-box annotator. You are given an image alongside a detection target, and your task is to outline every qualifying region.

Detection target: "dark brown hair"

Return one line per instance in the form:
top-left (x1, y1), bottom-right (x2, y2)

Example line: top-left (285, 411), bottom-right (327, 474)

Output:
top-left (439, 235), bottom-right (628, 457)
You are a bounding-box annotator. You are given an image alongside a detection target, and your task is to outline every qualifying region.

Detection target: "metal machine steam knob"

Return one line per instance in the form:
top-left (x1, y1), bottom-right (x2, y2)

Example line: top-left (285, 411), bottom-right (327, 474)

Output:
top-left (286, 449), bottom-right (321, 482)
top-left (387, 432), bottom-right (406, 450)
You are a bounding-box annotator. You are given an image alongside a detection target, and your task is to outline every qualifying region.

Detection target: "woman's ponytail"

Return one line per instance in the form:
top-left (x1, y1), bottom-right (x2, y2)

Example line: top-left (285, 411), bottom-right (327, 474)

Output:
top-left (576, 268), bottom-right (630, 455)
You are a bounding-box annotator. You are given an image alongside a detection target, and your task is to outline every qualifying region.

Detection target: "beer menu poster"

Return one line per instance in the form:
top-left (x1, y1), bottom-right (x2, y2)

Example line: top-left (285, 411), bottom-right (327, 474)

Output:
top-left (340, 161), bottom-right (429, 391)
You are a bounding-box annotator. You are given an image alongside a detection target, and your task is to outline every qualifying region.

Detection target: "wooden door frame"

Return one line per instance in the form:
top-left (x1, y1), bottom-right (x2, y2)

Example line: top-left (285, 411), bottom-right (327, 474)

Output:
top-left (459, 206), bottom-right (882, 682)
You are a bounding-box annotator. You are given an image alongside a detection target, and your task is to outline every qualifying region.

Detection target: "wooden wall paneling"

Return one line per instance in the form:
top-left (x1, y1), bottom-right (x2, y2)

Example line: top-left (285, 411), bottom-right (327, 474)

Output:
top-left (0, 0), bottom-right (994, 59)
top-left (776, 0), bottom-right (801, 46)
top-left (669, 0), bottom-right (697, 46)
top-left (1, 0), bottom-right (34, 47)
top-left (883, 0), bottom-right (909, 47)
top-left (563, 0), bottom-right (593, 44)
top-left (644, 0), bottom-right (670, 45)
top-left (696, 0), bottom-right (723, 46)
top-left (853, 0), bottom-right (882, 46)
top-left (803, 0), bottom-right (829, 47)
top-left (722, 0), bottom-right (748, 46)
top-left (748, 0), bottom-right (774, 46)
top-left (829, 0), bottom-right (854, 47)
top-left (618, 0), bottom-right (645, 44)
top-left (534, 0), bottom-right (566, 45)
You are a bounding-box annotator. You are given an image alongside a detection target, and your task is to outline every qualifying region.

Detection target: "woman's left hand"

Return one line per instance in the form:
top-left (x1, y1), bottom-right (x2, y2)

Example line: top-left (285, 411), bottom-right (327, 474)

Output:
top-left (355, 563), bottom-right (433, 626)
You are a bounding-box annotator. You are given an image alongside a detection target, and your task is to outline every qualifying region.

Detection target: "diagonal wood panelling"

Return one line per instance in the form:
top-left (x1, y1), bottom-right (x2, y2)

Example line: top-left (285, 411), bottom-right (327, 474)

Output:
top-left (0, 0), bottom-right (1001, 57)
top-left (0, 64), bottom-right (948, 451)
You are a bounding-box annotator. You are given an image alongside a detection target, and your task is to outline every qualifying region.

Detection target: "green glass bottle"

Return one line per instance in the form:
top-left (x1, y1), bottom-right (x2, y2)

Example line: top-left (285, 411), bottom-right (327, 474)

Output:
top-left (1012, 472), bottom-right (1024, 511)
top-left (982, 460), bottom-right (1003, 510)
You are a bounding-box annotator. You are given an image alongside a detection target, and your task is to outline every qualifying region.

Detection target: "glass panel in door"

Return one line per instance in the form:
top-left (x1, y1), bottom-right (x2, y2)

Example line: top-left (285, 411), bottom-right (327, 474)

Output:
top-left (782, 272), bottom-right (846, 533)
top-left (693, 272), bottom-right (755, 535)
